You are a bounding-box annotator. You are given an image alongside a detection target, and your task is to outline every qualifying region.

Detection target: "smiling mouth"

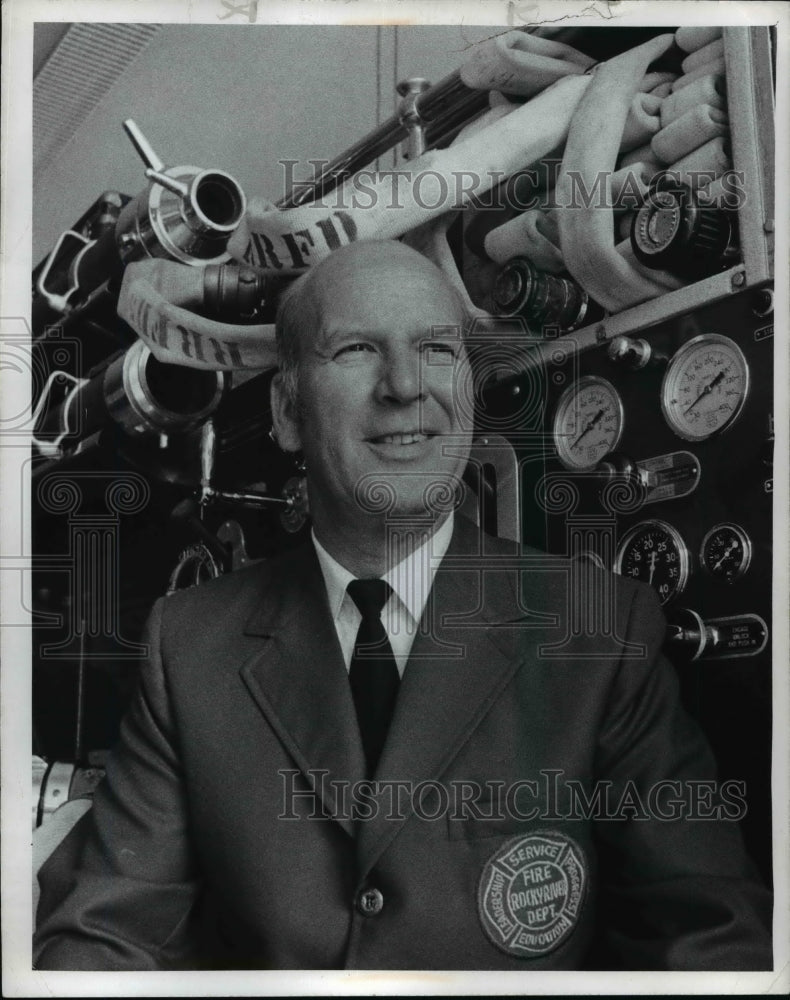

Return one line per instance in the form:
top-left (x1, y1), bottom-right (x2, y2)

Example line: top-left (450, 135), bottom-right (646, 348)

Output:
top-left (368, 432), bottom-right (434, 445)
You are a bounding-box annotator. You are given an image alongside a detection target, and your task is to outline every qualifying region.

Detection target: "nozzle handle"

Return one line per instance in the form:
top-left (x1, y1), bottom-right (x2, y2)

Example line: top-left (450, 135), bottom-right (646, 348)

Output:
top-left (123, 118), bottom-right (165, 173)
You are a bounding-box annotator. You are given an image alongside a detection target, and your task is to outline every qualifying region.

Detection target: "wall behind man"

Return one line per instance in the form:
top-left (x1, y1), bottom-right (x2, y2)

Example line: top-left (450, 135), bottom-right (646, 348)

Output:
top-left (33, 23), bottom-right (499, 264)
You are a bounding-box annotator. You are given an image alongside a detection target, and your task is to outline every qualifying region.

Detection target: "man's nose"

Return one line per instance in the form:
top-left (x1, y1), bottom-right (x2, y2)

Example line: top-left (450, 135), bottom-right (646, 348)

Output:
top-left (378, 350), bottom-right (426, 404)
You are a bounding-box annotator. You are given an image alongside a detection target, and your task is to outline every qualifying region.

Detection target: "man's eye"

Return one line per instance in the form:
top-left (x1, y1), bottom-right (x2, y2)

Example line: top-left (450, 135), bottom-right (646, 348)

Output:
top-left (334, 343), bottom-right (375, 359)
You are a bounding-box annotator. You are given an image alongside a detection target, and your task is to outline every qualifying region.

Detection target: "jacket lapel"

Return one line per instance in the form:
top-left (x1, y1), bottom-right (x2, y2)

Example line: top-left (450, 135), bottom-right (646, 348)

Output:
top-left (239, 542), bottom-right (366, 837)
top-left (237, 520), bottom-right (551, 856)
top-left (356, 518), bottom-right (543, 873)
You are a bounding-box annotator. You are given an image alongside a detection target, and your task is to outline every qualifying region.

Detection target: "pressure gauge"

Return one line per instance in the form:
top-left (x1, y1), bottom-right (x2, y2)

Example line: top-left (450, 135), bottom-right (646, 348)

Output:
top-left (700, 523), bottom-right (752, 583)
top-left (553, 376), bottom-right (624, 470)
top-left (614, 519), bottom-right (691, 605)
top-left (661, 334), bottom-right (749, 441)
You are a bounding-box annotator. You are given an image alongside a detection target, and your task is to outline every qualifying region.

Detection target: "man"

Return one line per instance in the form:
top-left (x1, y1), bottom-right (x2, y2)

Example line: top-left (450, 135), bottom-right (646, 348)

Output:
top-left (34, 240), bottom-right (771, 970)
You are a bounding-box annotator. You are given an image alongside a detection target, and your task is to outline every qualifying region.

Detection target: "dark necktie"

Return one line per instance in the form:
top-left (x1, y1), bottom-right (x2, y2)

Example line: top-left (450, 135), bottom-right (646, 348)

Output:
top-left (347, 579), bottom-right (400, 777)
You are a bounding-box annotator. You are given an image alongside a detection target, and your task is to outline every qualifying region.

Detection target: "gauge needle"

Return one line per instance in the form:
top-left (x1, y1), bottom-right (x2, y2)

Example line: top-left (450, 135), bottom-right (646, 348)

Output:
top-left (571, 408), bottom-right (605, 449)
top-left (648, 549), bottom-right (658, 584)
top-left (712, 541), bottom-right (737, 572)
top-left (683, 368), bottom-right (728, 415)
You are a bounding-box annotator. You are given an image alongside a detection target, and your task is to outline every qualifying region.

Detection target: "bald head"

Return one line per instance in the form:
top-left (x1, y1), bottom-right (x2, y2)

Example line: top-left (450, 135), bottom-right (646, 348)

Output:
top-left (274, 240), bottom-right (468, 408)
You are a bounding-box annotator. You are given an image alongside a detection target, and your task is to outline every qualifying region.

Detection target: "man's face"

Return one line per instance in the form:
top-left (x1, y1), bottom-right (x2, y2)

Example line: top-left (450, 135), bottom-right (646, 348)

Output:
top-left (272, 249), bottom-right (474, 530)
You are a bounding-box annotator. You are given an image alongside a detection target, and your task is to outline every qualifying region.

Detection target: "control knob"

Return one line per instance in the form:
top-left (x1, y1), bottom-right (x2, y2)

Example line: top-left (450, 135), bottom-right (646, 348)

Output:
top-left (665, 608), bottom-right (721, 661)
top-left (631, 175), bottom-right (736, 279)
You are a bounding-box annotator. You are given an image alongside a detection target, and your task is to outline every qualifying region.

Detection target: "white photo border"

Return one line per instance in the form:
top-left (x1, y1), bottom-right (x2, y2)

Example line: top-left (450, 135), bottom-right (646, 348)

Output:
top-left (2, 1), bottom-right (788, 995)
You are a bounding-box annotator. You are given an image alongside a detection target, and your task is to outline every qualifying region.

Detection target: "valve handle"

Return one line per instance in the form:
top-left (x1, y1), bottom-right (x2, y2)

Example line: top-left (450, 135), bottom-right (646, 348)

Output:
top-left (123, 118), bottom-right (165, 173)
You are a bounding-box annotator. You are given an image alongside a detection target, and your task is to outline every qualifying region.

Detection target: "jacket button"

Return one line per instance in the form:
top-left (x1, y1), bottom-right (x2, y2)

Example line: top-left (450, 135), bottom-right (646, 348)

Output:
top-left (356, 887), bottom-right (384, 916)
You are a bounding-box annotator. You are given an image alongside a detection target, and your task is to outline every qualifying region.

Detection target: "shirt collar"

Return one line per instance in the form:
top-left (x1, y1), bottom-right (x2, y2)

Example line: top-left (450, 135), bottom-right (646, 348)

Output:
top-left (312, 513), bottom-right (455, 624)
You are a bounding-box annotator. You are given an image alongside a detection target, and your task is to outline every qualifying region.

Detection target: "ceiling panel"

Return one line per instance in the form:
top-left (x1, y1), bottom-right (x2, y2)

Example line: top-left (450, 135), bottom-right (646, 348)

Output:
top-left (33, 23), bottom-right (161, 175)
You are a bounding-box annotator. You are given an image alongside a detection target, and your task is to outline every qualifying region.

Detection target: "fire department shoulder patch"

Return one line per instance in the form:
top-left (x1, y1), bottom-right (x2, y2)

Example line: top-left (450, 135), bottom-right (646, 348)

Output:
top-left (477, 831), bottom-right (587, 958)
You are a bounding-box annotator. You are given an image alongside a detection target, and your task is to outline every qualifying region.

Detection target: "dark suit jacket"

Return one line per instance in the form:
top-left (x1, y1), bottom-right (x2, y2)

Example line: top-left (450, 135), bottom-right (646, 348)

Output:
top-left (34, 517), bottom-right (771, 970)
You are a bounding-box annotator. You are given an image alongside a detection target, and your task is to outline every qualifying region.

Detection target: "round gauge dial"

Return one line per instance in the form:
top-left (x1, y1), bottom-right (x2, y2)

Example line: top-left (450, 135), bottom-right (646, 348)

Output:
top-left (614, 519), bottom-right (691, 605)
top-left (553, 376), bottom-right (624, 470)
top-left (661, 334), bottom-right (749, 441)
top-left (700, 523), bottom-right (752, 583)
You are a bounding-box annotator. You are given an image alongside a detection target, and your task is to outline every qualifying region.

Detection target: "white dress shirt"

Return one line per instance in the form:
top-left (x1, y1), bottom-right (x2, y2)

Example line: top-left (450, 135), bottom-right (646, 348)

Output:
top-left (312, 514), bottom-right (454, 677)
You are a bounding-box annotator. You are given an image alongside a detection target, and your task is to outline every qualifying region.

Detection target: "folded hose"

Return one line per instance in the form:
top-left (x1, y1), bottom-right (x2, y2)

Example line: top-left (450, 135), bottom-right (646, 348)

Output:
top-left (554, 34), bottom-right (678, 311)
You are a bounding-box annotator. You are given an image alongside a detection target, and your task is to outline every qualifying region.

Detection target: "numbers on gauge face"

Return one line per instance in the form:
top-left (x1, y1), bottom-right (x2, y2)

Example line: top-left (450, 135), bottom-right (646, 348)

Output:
top-left (661, 334), bottom-right (750, 442)
top-left (614, 520), bottom-right (691, 605)
top-left (700, 523), bottom-right (752, 583)
top-left (553, 376), bottom-right (624, 470)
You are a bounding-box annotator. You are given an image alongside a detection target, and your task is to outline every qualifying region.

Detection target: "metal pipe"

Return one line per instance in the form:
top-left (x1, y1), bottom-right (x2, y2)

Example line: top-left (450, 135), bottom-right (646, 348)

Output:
top-left (103, 340), bottom-right (227, 436)
top-left (278, 69), bottom-right (489, 209)
top-left (38, 341), bottom-right (227, 448)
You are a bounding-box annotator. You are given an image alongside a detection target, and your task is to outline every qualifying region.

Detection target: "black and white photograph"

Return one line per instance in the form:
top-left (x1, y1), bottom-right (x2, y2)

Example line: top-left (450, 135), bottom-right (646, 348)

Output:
top-left (2, 0), bottom-right (788, 994)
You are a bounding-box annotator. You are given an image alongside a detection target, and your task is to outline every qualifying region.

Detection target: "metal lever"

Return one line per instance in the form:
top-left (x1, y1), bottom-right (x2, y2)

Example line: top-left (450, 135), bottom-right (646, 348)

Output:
top-left (123, 118), bottom-right (165, 173)
top-left (198, 420), bottom-right (292, 510)
top-left (200, 420), bottom-right (217, 504)
top-left (204, 490), bottom-right (291, 508)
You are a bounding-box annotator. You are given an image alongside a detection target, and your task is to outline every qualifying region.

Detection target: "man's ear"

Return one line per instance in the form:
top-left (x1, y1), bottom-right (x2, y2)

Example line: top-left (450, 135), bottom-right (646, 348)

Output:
top-left (270, 373), bottom-right (303, 453)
